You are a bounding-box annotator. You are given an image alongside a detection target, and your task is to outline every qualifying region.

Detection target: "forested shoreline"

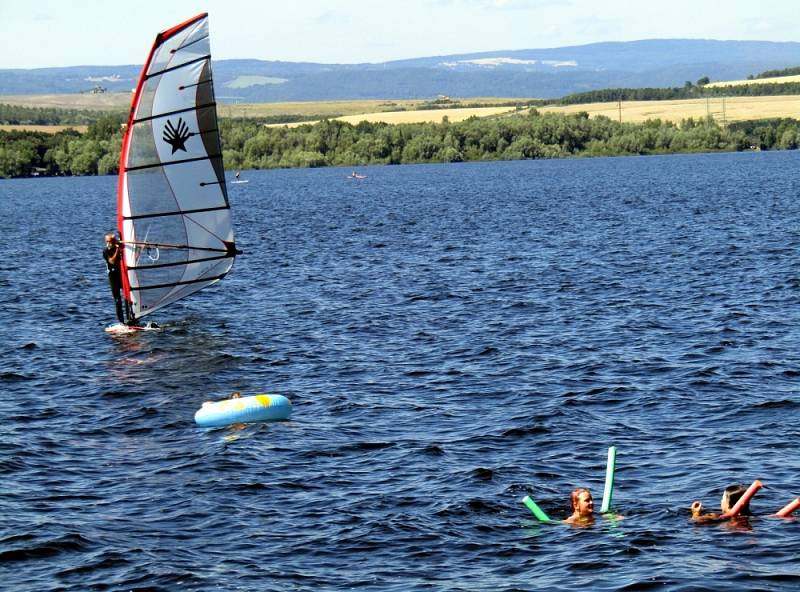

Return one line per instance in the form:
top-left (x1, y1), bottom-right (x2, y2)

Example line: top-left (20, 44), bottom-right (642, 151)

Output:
top-left (2, 107), bottom-right (799, 179)
top-left (554, 81), bottom-right (800, 105)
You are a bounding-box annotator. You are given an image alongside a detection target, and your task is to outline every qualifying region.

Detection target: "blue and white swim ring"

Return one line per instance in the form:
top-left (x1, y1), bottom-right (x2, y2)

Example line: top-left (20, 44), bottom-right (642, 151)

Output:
top-left (194, 394), bottom-right (292, 427)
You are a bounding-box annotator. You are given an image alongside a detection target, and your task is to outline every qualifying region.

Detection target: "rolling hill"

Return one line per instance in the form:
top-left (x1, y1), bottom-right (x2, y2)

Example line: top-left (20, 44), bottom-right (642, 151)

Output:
top-left (1, 39), bottom-right (799, 102)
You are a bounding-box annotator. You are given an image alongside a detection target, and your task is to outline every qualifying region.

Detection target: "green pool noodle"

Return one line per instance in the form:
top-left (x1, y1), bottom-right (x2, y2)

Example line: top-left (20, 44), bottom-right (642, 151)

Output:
top-left (600, 446), bottom-right (617, 513)
top-left (522, 495), bottom-right (552, 522)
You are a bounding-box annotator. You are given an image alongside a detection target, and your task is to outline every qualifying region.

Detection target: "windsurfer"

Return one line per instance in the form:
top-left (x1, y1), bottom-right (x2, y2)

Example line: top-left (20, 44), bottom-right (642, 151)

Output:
top-left (111, 13), bottom-right (236, 326)
top-left (103, 233), bottom-right (126, 324)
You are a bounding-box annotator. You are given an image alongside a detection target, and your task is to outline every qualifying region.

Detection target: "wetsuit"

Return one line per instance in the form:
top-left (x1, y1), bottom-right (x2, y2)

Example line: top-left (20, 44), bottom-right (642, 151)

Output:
top-left (103, 242), bottom-right (125, 323)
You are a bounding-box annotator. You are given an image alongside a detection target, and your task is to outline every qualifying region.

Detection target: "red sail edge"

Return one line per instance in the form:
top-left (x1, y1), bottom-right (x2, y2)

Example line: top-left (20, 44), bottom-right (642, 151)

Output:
top-left (115, 12), bottom-right (209, 312)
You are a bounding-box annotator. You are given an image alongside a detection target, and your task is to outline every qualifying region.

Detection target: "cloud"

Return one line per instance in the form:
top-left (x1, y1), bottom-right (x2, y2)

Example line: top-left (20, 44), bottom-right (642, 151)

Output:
top-left (309, 9), bottom-right (350, 26)
top-left (748, 20), bottom-right (775, 34)
top-left (490, 0), bottom-right (566, 7)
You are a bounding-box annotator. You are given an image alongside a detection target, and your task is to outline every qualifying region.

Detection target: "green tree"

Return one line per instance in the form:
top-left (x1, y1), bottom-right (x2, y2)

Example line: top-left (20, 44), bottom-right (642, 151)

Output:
top-left (86, 113), bottom-right (125, 140)
top-left (778, 128), bottom-right (799, 149)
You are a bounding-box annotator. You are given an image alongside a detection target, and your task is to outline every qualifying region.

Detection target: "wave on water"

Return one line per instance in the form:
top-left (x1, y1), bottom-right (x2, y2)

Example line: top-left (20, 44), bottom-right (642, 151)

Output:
top-left (1, 154), bottom-right (799, 591)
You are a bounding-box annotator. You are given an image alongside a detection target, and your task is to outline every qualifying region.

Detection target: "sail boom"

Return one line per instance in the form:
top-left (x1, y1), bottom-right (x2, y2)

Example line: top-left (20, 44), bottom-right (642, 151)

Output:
top-left (121, 240), bottom-right (232, 253)
top-left (130, 254), bottom-right (233, 271)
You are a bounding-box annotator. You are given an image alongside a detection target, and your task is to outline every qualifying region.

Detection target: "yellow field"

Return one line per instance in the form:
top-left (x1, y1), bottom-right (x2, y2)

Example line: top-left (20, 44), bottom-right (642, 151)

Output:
top-left (219, 97), bottom-right (530, 119)
top-left (706, 74), bottom-right (800, 88)
top-left (270, 105), bottom-right (520, 127)
top-left (2, 92), bottom-right (798, 132)
top-left (0, 123), bottom-right (89, 133)
top-left (0, 93), bottom-right (531, 125)
top-left (337, 105), bottom-right (519, 124)
top-left (539, 95), bottom-right (800, 124)
top-left (219, 99), bottom-right (413, 119)
top-left (0, 92), bottom-right (131, 111)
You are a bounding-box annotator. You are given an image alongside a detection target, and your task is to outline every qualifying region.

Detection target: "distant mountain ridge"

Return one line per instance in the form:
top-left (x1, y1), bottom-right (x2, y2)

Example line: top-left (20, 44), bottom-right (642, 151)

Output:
top-left (1, 39), bottom-right (798, 102)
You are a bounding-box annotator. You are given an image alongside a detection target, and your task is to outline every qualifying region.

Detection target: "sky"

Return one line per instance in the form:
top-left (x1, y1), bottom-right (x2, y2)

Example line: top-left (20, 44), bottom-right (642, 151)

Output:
top-left (0, 0), bottom-right (796, 69)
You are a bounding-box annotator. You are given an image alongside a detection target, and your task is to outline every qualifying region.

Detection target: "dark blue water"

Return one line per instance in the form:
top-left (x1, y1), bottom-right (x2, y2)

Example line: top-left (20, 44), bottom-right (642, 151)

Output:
top-left (1, 152), bottom-right (799, 591)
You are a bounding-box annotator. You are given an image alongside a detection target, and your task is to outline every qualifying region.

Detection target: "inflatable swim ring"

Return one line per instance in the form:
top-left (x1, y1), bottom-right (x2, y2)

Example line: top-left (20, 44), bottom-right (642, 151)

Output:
top-left (194, 394), bottom-right (292, 427)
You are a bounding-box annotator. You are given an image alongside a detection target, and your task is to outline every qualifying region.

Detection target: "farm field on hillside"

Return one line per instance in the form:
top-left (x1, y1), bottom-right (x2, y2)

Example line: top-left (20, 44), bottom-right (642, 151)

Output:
top-left (540, 95), bottom-right (800, 124)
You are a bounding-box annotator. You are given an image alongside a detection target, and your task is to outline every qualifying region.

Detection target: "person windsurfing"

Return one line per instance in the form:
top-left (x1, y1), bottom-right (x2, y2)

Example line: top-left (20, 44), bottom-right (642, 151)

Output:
top-left (103, 232), bottom-right (125, 324)
top-left (109, 13), bottom-right (237, 329)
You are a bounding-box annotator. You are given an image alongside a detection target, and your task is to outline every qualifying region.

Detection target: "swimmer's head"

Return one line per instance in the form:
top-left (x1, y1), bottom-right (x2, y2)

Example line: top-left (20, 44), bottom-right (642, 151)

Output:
top-left (721, 484), bottom-right (751, 516)
top-left (570, 488), bottom-right (594, 516)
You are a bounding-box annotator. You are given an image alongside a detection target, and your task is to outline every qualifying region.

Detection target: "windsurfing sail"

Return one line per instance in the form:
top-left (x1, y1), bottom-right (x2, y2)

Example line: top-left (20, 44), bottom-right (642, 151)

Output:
top-left (117, 12), bottom-right (238, 321)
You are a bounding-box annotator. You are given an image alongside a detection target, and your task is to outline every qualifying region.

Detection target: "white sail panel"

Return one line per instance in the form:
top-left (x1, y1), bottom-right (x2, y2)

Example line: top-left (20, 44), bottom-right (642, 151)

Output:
top-left (118, 13), bottom-right (237, 320)
top-left (146, 19), bottom-right (209, 78)
top-left (135, 61), bottom-right (210, 121)
top-left (125, 158), bottom-right (227, 215)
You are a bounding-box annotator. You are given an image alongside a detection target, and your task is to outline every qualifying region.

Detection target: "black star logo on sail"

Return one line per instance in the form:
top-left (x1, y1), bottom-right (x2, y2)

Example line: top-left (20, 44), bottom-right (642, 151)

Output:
top-left (163, 117), bottom-right (192, 154)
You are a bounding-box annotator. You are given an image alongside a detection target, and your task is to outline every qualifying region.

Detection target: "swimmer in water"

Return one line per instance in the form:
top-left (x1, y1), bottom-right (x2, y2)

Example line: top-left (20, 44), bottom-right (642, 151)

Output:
top-left (691, 484), bottom-right (753, 523)
top-left (565, 487), bottom-right (594, 525)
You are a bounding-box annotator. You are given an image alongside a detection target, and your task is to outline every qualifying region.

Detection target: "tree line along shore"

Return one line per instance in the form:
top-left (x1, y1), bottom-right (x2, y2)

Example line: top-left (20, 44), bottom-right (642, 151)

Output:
top-left (2, 109), bottom-right (799, 179)
top-left (2, 72), bottom-right (800, 179)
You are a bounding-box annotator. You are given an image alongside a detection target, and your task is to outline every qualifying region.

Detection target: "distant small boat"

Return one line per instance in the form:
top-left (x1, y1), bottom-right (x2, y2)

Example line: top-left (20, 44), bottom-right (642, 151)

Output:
top-left (348, 171), bottom-right (367, 179)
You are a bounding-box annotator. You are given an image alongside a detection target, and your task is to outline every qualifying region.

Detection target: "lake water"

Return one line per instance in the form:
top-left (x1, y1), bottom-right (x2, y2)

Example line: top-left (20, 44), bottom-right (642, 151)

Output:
top-left (1, 152), bottom-right (799, 591)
